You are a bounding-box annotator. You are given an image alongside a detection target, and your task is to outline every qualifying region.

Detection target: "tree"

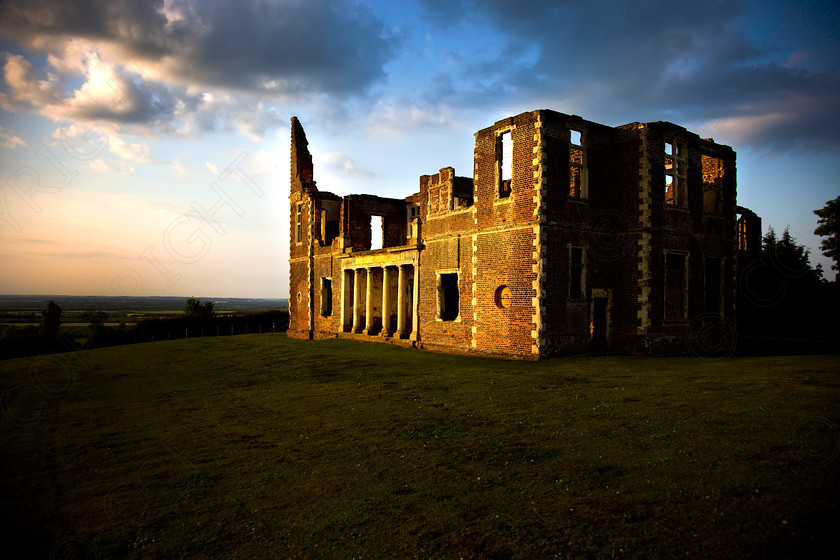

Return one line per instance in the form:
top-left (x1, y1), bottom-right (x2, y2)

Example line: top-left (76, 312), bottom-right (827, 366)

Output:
top-left (813, 196), bottom-right (839, 272)
top-left (82, 310), bottom-right (108, 329)
top-left (184, 297), bottom-right (215, 319)
top-left (763, 226), bottom-right (824, 283)
top-left (39, 300), bottom-right (62, 338)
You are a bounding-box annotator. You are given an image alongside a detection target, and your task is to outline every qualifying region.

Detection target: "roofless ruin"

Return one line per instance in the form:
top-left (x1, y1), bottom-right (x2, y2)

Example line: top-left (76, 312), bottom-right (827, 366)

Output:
top-left (288, 109), bottom-right (759, 358)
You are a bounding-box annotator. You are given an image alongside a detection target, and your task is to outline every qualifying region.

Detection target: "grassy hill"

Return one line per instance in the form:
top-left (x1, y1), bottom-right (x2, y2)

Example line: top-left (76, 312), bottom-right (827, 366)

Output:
top-left (1, 335), bottom-right (838, 558)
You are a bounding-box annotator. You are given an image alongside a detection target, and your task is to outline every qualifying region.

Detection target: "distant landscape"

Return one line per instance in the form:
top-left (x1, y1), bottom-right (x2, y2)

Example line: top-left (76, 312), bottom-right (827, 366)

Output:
top-left (0, 295), bottom-right (289, 360)
top-left (0, 295), bottom-right (288, 314)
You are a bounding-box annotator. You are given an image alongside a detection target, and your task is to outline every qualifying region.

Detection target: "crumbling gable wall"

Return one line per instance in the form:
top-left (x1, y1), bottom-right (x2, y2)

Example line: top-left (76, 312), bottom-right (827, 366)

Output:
top-left (288, 117), bottom-right (317, 337)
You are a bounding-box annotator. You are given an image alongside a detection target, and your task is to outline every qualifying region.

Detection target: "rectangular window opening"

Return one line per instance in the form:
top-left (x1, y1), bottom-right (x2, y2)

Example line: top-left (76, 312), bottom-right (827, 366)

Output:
top-left (664, 174), bottom-right (675, 205)
top-left (569, 128), bottom-right (585, 198)
top-left (499, 131), bottom-right (512, 198)
top-left (370, 215), bottom-right (383, 250)
top-left (737, 216), bottom-right (748, 251)
top-left (665, 253), bottom-right (687, 321)
top-left (702, 155), bottom-right (724, 214)
top-left (570, 247), bottom-right (584, 299)
top-left (407, 204), bottom-right (419, 238)
top-left (320, 278), bottom-right (332, 317)
top-left (295, 202), bottom-right (302, 243)
top-left (664, 139), bottom-right (685, 206)
top-left (438, 273), bottom-right (459, 321)
top-left (320, 201), bottom-right (340, 245)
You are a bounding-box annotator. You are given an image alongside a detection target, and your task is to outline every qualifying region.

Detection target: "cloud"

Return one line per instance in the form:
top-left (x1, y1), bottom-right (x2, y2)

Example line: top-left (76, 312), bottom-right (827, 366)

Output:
top-left (318, 152), bottom-right (376, 179)
top-left (0, 0), bottom-right (399, 96)
top-left (106, 136), bottom-right (152, 163)
top-left (89, 158), bottom-right (134, 175)
top-left (365, 97), bottom-right (462, 136)
top-left (0, 126), bottom-right (27, 148)
top-left (409, 0), bottom-right (840, 153)
top-left (0, 0), bottom-right (401, 144)
top-left (0, 53), bottom-right (63, 111)
top-left (168, 158), bottom-right (186, 174)
top-left (1, 49), bottom-right (184, 131)
top-left (2, 0), bottom-right (838, 156)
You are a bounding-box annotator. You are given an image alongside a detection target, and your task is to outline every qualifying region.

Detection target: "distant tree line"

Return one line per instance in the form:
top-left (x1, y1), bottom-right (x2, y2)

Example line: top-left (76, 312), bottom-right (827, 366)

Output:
top-left (0, 298), bottom-right (289, 360)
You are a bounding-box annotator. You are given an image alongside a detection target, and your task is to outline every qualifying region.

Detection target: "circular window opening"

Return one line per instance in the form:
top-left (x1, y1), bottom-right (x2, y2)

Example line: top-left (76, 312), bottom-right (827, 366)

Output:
top-left (494, 285), bottom-right (512, 309)
top-left (296, 291), bottom-right (302, 303)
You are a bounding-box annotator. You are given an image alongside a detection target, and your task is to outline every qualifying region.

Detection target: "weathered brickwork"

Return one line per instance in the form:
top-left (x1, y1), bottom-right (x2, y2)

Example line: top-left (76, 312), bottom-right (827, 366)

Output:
top-left (287, 110), bottom-right (746, 358)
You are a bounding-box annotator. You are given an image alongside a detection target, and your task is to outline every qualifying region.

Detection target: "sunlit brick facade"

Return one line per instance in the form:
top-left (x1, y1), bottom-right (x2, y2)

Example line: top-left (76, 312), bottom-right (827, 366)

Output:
top-left (287, 110), bottom-right (741, 358)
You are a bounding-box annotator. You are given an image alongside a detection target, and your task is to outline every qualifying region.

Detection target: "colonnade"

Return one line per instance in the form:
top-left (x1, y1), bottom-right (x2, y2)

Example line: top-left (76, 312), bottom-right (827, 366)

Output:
top-left (342, 264), bottom-right (415, 338)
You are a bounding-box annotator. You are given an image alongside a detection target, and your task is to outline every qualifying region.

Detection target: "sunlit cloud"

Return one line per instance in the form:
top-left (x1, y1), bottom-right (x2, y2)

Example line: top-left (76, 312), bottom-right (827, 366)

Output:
top-left (366, 97), bottom-right (461, 136)
top-left (0, 125), bottom-right (27, 148)
top-left (318, 152), bottom-right (376, 179)
top-left (0, 0), bottom-right (400, 138)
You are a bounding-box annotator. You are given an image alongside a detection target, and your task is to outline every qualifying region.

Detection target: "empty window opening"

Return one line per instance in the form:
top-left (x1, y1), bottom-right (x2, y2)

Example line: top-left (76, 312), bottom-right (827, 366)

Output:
top-left (665, 253), bottom-right (688, 321)
top-left (499, 131), bottom-right (512, 198)
top-left (452, 177), bottom-right (474, 209)
top-left (320, 201), bottom-right (340, 245)
top-left (321, 209), bottom-right (338, 244)
top-left (569, 128), bottom-right (586, 199)
top-left (438, 273), bottom-right (459, 321)
top-left (664, 175), bottom-right (675, 205)
top-left (494, 285), bottom-right (512, 309)
top-left (370, 215), bottom-right (383, 250)
top-left (737, 216), bottom-right (749, 251)
top-left (320, 278), bottom-right (332, 317)
top-left (664, 139), bottom-right (685, 206)
top-left (407, 204), bottom-right (420, 238)
top-left (702, 155), bottom-right (724, 214)
top-left (570, 247), bottom-right (584, 299)
top-left (295, 202), bottom-right (302, 243)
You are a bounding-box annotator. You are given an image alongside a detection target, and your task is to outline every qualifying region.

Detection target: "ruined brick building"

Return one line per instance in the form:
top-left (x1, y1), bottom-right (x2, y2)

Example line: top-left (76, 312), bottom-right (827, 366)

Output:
top-left (288, 109), bottom-right (750, 359)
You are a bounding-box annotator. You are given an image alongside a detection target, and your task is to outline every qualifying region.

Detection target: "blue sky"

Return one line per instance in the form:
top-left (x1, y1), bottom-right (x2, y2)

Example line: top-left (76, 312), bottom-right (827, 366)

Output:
top-left (0, 0), bottom-right (838, 297)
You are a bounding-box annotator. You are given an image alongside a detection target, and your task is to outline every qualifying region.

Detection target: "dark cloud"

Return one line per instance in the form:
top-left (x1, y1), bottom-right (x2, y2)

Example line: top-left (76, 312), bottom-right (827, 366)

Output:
top-left (0, 0), bottom-right (173, 57)
top-left (415, 0), bottom-right (840, 153)
top-left (0, 0), bottom-right (399, 96)
top-left (167, 0), bottom-right (399, 94)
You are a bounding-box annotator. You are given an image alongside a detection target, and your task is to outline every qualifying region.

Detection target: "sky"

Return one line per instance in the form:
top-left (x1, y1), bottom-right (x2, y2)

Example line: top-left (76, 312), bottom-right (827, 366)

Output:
top-left (0, 0), bottom-right (838, 298)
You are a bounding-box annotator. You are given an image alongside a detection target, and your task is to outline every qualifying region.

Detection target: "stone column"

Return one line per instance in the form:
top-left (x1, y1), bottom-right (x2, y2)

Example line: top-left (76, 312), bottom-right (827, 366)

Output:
top-left (380, 266), bottom-right (392, 337)
top-left (352, 268), bottom-right (363, 333)
top-left (410, 264), bottom-right (420, 341)
top-left (397, 265), bottom-right (407, 337)
top-left (364, 267), bottom-right (375, 335)
top-left (340, 269), bottom-right (347, 332)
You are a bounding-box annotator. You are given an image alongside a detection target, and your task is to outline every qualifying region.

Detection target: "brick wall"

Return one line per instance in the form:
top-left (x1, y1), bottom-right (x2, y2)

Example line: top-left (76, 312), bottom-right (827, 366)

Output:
top-left (287, 111), bottom-right (741, 357)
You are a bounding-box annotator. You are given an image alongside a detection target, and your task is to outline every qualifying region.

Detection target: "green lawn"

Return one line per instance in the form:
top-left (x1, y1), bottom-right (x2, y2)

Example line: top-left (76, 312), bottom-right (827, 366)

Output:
top-left (1, 335), bottom-right (838, 559)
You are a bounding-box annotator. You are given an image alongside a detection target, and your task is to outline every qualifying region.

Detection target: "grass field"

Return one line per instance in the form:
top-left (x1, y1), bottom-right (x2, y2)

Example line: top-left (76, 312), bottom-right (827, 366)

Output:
top-left (1, 335), bottom-right (838, 559)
